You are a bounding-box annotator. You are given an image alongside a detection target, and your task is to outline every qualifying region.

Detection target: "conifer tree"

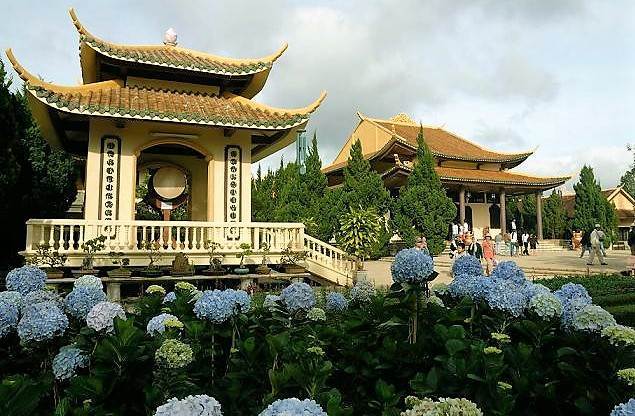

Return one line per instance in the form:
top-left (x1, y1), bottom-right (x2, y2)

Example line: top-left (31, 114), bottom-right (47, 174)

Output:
top-left (341, 139), bottom-right (390, 213)
top-left (542, 190), bottom-right (567, 239)
top-left (392, 126), bottom-right (456, 254)
top-left (572, 165), bottom-right (615, 241)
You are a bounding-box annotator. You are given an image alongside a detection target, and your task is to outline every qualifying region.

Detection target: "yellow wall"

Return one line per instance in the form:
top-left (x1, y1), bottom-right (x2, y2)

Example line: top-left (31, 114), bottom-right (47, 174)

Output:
top-left (85, 118), bottom-right (252, 222)
top-left (332, 120), bottom-right (392, 165)
top-left (610, 191), bottom-right (634, 210)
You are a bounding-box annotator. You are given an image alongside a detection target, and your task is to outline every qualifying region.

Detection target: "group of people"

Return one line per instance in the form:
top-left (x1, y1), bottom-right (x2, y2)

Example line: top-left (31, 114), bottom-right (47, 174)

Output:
top-left (449, 233), bottom-right (497, 275)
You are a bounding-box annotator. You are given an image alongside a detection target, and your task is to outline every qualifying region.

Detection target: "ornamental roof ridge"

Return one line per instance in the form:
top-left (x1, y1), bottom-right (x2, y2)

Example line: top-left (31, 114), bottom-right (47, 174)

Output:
top-left (69, 8), bottom-right (288, 75)
top-left (6, 49), bottom-right (325, 131)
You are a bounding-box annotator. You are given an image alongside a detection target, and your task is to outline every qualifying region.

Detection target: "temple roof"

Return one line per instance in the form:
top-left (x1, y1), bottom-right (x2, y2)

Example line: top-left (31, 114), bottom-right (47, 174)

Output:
top-left (6, 49), bottom-right (325, 131)
top-left (363, 114), bottom-right (534, 165)
top-left (69, 9), bottom-right (286, 97)
top-left (377, 164), bottom-right (568, 191)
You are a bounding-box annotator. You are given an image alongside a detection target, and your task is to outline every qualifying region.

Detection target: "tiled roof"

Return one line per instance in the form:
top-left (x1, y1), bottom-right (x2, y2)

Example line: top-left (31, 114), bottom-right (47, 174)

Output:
top-left (435, 167), bottom-right (569, 187)
top-left (6, 49), bottom-right (325, 130)
top-left (70, 8), bottom-right (286, 76)
top-left (370, 118), bottom-right (533, 163)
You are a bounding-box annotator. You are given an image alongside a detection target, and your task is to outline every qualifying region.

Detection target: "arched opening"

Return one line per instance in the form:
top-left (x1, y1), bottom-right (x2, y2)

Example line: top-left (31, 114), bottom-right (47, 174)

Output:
top-left (136, 143), bottom-right (206, 221)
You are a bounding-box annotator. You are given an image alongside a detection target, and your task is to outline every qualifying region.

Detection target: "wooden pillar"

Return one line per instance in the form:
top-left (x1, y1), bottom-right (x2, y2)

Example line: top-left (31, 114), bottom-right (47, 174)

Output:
top-left (500, 189), bottom-right (507, 234)
top-left (459, 187), bottom-right (466, 224)
top-left (536, 192), bottom-right (543, 240)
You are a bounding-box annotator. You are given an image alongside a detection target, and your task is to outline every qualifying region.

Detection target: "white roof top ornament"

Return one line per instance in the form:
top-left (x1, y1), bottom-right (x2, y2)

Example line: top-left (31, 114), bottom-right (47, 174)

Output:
top-left (163, 28), bottom-right (178, 46)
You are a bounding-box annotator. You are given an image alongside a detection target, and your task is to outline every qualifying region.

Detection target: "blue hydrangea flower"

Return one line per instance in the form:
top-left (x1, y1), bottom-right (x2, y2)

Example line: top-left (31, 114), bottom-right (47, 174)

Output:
top-left (0, 301), bottom-right (20, 338)
top-left (147, 313), bottom-right (179, 336)
top-left (525, 283), bottom-right (551, 298)
top-left (469, 276), bottom-right (496, 302)
top-left (73, 275), bottom-right (103, 290)
top-left (259, 398), bottom-right (327, 416)
top-left (451, 255), bottom-right (483, 278)
top-left (154, 394), bottom-right (223, 416)
top-left (554, 283), bottom-right (592, 306)
top-left (22, 290), bottom-right (64, 311)
top-left (490, 261), bottom-right (526, 285)
top-left (263, 294), bottom-right (281, 309)
top-left (448, 275), bottom-right (476, 298)
top-left (6, 266), bottom-right (46, 295)
top-left (163, 291), bottom-right (176, 304)
top-left (325, 292), bottom-right (348, 312)
top-left (485, 280), bottom-right (531, 317)
top-left (529, 292), bottom-right (563, 320)
top-left (194, 290), bottom-right (236, 323)
top-left (17, 303), bottom-right (68, 343)
top-left (52, 345), bottom-right (88, 381)
top-left (225, 289), bottom-right (251, 313)
top-left (86, 301), bottom-right (126, 333)
top-left (65, 286), bottom-right (107, 320)
top-left (281, 283), bottom-right (316, 313)
top-left (0, 291), bottom-right (23, 309)
top-left (610, 398), bottom-right (635, 416)
top-left (572, 304), bottom-right (616, 333)
top-left (391, 248), bottom-right (435, 284)
top-left (350, 280), bottom-right (376, 304)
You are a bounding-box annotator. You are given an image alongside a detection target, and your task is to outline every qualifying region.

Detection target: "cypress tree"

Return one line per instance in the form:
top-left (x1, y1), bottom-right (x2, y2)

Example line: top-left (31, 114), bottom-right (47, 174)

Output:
top-left (392, 126), bottom-right (456, 254)
top-left (572, 165), bottom-right (608, 235)
top-left (341, 139), bottom-right (390, 213)
top-left (542, 191), bottom-right (567, 239)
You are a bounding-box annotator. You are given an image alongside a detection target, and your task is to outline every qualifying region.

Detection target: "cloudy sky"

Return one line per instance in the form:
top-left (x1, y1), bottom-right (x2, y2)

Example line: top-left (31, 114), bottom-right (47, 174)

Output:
top-left (2, 1), bottom-right (633, 190)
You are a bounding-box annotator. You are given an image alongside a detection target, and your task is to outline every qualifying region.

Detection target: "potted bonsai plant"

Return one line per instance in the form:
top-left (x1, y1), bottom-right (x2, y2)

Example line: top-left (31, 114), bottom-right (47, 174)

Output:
top-left (141, 240), bottom-right (164, 277)
top-left (31, 243), bottom-right (67, 278)
top-left (202, 240), bottom-right (225, 276)
top-left (280, 246), bottom-right (308, 274)
top-left (73, 235), bottom-right (106, 277)
top-left (337, 206), bottom-right (382, 282)
top-left (107, 251), bottom-right (132, 278)
top-left (256, 242), bottom-right (271, 275)
top-left (234, 243), bottom-right (252, 275)
top-left (171, 253), bottom-right (195, 277)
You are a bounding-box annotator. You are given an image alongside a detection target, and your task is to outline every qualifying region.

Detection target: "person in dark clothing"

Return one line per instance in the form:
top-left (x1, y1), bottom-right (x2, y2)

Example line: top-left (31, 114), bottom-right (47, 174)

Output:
top-left (466, 239), bottom-right (483, 259)
top-left (628, 225), bottom-right (635, 256)
top-left (529, 234), bottom-right (538, 255)
top-left (517, 230), bottom-right (524, 256)
top-left (580, 230), bottom-right (591, 258)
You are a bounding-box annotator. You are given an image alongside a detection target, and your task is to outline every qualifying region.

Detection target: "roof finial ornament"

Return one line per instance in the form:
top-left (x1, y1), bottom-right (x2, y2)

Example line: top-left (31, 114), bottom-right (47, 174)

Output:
top-left (163, 28), bottom-right (178, 46)
top-left (390, 113), bottom-right (415, 124)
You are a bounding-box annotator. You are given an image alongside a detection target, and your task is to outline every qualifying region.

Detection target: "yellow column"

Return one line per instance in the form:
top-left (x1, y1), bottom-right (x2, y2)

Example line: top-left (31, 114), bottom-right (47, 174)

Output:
top-left (206, 155), bottom-right (214, 221)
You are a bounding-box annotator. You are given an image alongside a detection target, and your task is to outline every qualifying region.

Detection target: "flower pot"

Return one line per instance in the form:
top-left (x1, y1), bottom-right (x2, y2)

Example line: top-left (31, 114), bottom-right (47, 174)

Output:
top-left (256, 264), bottom-right (271, 275)
top-left (282, 264), bottom-right (306, 274)
top-left (141, 268), bottom-right (163, 278)
top-left (201, 268), bottom-right (226, 276)
top-left (45, 269), bottom-right (65, 279)
top-left (233, 267), bottom-right (250, 275)
top-left (107, 268), bottom-right (132, 278)
top-left (72, 269), bottom-right (99, 278)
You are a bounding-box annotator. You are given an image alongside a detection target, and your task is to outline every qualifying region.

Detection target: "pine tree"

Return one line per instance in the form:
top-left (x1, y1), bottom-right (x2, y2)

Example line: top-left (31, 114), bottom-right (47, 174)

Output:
top-left (0, 61), bottom-right (76, 266)
top-left (572, 165), bottom-right (608, 235)
top-left (542, 191), bottom-right (567, 239)
top-left (392, 126), bottom-right (457, 254)
top-left (620, 166), bottom-right (635, 199)
top-left (341, 139), bottom-right (390, 213)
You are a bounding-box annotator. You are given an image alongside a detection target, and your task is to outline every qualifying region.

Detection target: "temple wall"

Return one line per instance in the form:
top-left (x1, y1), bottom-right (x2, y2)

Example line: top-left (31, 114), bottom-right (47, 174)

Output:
top-left (85, 119), bottom-right (252, 223)
top-left (332, 120), bottom-right (391, 165)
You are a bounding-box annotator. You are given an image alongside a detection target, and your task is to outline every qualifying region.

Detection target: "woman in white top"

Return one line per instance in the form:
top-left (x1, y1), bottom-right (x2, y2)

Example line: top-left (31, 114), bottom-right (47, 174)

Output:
top-left (522, 232), bottom-right (530, 255)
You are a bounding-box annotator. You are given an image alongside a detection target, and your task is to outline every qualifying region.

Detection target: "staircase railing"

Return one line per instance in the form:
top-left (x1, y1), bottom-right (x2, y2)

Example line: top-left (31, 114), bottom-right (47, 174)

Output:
top-left (303, 235), bottom-right (355, 286)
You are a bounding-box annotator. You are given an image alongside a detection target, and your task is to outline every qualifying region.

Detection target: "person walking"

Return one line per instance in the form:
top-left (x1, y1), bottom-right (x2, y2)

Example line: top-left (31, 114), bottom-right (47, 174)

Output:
top-left (466, 238), bottom-right (483, 260)
top-left (494, 233), bottom-right (503, 255)
top-left (482, 235), bottom-right (496, 275)
top-left (510, 230), bottom-right (518, 256)
top-left (587, 224), bottom-right (608, 265)
top-left (580, 229), bottom-right (591, 258)
top-left (520, 230), bottom-right (528, 256)
top-left (449, 235), bottom-right (464, 259)
top-left (529, 233), bottom-right (538, 256)
top-left (451, 222), bottom-right (459, 239)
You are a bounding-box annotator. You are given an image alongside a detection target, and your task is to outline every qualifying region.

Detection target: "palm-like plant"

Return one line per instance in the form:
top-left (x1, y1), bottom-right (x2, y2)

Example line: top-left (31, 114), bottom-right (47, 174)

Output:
top-left (337, 206), bottom-right (383, 270)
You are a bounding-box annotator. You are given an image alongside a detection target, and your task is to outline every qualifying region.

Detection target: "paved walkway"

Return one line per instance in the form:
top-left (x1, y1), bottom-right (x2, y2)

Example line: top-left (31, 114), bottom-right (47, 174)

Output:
top-left (365, 250), bottom-right (632, 287)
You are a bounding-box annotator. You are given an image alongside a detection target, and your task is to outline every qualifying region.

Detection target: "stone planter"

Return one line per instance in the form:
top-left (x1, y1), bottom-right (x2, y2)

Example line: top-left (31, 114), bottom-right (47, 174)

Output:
top-left (141, 268), bottom-right (163, 278)
top-left (282, 264), bottom-right (306, 274)
top-left (233, 267), bottom-right (250, 275)
top-left (71, 269), bottom-right (99, 278)
top-left (107, 268), bottom-right (132, 278)
top-left (46, 269), bottom-right (65, 279)
top-left (201, 268), bottom-right (226, 276)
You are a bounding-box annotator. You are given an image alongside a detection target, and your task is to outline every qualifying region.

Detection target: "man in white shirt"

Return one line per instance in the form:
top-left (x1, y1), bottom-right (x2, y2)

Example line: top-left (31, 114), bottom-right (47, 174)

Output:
top-left (511, 219), bottom-right (517, 231)
top-left (510, 230), bottom-right (518, 256)
top-left (451, 222), bottom-right (459, 238)
top-left (588, 224), bottom-right (608, 265)
top-left (522, 231), bottom-right (530, 255)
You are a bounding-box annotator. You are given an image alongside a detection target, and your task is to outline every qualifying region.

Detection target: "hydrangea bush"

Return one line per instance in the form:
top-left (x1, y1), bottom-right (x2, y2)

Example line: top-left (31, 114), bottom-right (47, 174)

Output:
top-left (259, 398), bottom-right (327, 416)
top-left (65, 286), bottom-right (107, 320)
top-left (86, 301), bottom-right (126, 333)
top-left (6, 266), bottom-right (46, 295)
top-left (154, 395), bottom-right (222, 416)
top-left (325, 292), bottom-right (348, 312)
top-left (391, 248), bottom-right (434, 284)
top-left (147, 313), bottom-right (180, 336)
top-left (451, 255), bottom-right (483, 278)
top-left (73, 275), bottom-right (103, 290)
top-left (155, 339), bottom-right (193, 369)
top-left (52, 345), bottom-right (88, 380)
top-left (349, 280), bottom-right (376, 304)
top-left (281, 282), bottom-right (316, 313)
top-left (193, 289), bottom-right (250, 324)
top-left (17, 303), bottom-right (68, 343)
top-left (0, 291), bottom-right (23, 309)
top-left (22, 290), bottom-right (64, 310)
top-left (0, 301), bottom-right (19, 338)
